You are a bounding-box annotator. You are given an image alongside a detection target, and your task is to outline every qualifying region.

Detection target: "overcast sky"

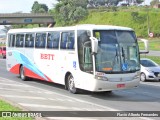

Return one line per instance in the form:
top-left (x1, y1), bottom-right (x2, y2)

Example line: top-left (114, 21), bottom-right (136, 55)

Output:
top-left (0, 0), bottom-right (58, 29)
top-left (0, 0), bottom-right (152, 13)
top-left (0, 0), bottom-right (152, 29)
top-left (0, 0), bottom-right (57, 13)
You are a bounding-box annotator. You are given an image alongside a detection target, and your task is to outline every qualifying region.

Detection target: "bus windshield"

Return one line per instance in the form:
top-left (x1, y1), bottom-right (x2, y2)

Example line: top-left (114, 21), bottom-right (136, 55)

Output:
top-left (94, 30), bottom-right (140, 73)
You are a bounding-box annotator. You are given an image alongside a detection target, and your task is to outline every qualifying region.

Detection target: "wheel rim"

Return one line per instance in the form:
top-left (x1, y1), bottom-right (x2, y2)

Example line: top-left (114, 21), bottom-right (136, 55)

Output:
top-left (141, 73), bottom-right (146, 81)
top-left (68, 75), bottom-right (75, 91)
top-left (20, 66), bottom-right (25, 80)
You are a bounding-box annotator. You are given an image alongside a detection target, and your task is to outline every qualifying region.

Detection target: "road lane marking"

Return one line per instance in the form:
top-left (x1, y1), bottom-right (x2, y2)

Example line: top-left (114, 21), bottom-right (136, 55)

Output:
top-left (0, 95), bottom-right (46, 100)
top-left (0, 94), bottom-right (77, 102)
top-left (0, 77), bottom-right (118, 111)
top-left (0, 77), bottom-right (155, 120)
top-left (0, 87), bottom-right (53, 94)
top-left (0, 79), bottom-right (16, 83)
top-left (19, 103), bottom-right (82, 110)
top-left (140, 82), bottom-right (160, 87)
top-left (0, 83), bottom-right (30, 87)
top-left (46, 117), bottom-right (98, 120)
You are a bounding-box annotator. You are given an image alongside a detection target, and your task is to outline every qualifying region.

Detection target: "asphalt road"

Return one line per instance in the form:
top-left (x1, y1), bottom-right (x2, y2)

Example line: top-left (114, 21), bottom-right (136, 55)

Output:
top-left (0, 59), bottom-right (160, 120)
top-left (145, 50), bottom-right (160, 57)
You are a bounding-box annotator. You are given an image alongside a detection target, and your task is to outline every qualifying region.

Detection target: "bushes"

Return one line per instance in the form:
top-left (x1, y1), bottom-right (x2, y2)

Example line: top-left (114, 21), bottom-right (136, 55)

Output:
top-left (77, 7), bottom-right (160, 38)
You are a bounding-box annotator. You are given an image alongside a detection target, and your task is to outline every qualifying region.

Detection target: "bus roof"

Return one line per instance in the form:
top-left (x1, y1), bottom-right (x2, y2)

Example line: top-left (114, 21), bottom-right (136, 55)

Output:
top-left (8, 24), bottom-right (133, 33)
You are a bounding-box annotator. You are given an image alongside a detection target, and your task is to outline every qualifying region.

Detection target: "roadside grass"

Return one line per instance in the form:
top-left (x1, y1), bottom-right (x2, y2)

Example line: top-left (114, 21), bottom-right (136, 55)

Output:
top-left (0, 44), bottom-right (5, 47)
top-left (138, 40), bottom-right (160, 51)
top-left (0, 100), bottom-right (32, 120)
top-left (140, 55), bottom-right (160, 65)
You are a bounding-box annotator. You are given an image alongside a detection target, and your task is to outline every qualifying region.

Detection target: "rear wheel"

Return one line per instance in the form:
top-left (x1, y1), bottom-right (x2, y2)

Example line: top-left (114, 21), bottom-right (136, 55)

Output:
top-left (140, 73), bottom-right (146, 82)
top-left (67, 74), bottom-right (78, 94)
top-left (20, 65), bottom-right (27, 81)
top-left (2, 54), bottom-right (5, 59)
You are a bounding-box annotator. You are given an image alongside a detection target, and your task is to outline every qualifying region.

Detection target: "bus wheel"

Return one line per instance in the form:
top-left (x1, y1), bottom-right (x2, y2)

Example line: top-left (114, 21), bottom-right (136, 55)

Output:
top-left (2, 54), bottom-right (4, 59)
top-left (20, 65), bottom-right (27, 81)
top-left (67, 74), bottom-right (77, 94)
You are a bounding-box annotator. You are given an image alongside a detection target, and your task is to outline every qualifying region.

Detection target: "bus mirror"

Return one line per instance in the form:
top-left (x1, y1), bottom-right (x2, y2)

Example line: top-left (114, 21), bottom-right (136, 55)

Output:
top-left (90, 37), bottom-right (98, 54)
top-left (138, 38), bottom-right (149, 54)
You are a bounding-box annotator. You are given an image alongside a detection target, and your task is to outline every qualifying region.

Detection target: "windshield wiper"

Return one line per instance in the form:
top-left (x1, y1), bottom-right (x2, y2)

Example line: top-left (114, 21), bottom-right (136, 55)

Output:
top-left (112, 47), bottom-right (119, 69)
top-left (121, 47), bottom-right (125, 63)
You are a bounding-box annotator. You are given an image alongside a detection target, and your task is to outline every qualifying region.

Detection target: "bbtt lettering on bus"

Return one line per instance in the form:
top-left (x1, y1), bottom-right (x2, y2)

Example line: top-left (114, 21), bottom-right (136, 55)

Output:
top-left (40, 53), bottom-right (54, 60)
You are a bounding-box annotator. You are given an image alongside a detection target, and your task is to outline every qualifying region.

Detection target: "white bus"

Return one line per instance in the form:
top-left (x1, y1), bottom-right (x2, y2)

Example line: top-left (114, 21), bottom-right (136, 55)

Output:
top-left (6, 24), bottom-right (146, 94)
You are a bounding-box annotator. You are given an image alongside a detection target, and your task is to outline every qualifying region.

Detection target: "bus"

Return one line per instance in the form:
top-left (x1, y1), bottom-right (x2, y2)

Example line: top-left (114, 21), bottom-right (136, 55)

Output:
top-left (6, 24), bottom-right (148, 94)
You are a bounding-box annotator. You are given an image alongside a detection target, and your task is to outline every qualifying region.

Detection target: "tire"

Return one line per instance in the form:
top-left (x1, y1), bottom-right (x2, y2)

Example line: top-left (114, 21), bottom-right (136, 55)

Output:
top-left (2, 54), bottom-right (5, 59)
top-left (20, 65), bottom-right (27, 81)
top-left (67, 74), bottom-right (78, 94)
top-left (140, 73), bottom-right (146, 82)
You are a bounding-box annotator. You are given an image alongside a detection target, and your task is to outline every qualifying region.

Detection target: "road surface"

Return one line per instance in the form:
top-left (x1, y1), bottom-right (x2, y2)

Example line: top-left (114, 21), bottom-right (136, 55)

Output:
top-left (0, 59), bottom-right (160, 120)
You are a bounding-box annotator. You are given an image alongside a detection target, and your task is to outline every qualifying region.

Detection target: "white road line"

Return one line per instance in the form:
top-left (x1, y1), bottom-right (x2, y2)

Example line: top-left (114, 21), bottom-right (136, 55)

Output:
top-left (0, 77), bottom-right (118, 111)
top-left (46, 117), bottom-right (98, 120)
top-left (0, 93), bottom-right (77, 102)
top-left (0, 88), bottom-right (51, 94)
top-left (0, 83), bottom-right (30, 87)
top-left (0, 95), bottom-right (46, 100)
top-left (140, 82), bottom-right (160, 87)
top-left (0, 77), bottom-right (154, 120)
top-left (0, 79), bottom-right (15, 83)
top-left (19, 103), bottom-right (81, 110)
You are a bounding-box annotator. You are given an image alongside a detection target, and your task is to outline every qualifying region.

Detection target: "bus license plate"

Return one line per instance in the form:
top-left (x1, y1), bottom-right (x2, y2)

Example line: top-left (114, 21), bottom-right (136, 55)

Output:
top-left (117, 84), bottom-right (125, 88)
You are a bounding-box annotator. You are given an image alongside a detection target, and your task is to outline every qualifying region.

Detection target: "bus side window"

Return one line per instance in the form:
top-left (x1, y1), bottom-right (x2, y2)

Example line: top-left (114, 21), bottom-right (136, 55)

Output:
top-left (29, 34), bottom-right (35, 47)
top-left (9, 34), bottom-right (15, 47)
top-left (60, 31), bottom-right (74, 50)
top-left (67, 32), bottom-right (75, 50)
top-left (25, 34), bottom-right (35, 48)
top-left (36, 33), bottom-right (46, 48)
top-left (60, 32), bottom-right (68, 49)
top-left (47, 32), bottom-right (60, 49)
top-left (16, 34), bottom-right (24, 47)
top-left (78, 30), bottom-right (92, 72)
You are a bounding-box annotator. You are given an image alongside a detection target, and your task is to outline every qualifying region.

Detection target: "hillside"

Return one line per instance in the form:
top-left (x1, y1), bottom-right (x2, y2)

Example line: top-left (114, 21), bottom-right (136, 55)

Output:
top-left (78, 7), bottom-right (160, 38)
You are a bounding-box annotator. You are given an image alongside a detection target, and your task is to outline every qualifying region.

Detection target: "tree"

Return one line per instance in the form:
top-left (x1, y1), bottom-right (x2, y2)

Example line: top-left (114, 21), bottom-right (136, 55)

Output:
top-left (150, 0), bottom-right (159, 6)
top-left (54, 0), bottom-right (88, 26)
top-left (31, 1), bottom-right (48, 13)
top-left (136, 0), bottom-right (143, 4)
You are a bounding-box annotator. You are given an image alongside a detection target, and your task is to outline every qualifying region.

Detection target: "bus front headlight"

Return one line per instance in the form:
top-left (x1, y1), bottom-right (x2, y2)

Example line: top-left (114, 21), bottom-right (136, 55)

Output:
top-left (95, 75), bottom-right (108, 81)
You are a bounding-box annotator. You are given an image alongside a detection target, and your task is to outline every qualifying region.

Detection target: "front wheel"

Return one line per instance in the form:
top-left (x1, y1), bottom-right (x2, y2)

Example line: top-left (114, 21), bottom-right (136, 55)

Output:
top-left (140, 73), bottom-right (146, 82)
top-left (67, 74), bottom-right (78, 94)
top-left (20, 65), bottom-right (27, 81)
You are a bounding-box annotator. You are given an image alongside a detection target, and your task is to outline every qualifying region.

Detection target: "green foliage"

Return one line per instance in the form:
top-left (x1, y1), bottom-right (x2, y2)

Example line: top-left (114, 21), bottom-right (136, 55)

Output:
top-left (12, 24), bottom-right (39, 29)
top-left (54, 0), bottom-right (88, 26)
top-left (131, 12), bottom-right (146, 23)
top-left (139, 40), bottom-right (160, 51)
top-left (77, 7), bottom-right (160, 38)
top-left (136, 0), bottom-right (144, 4)
top-left (0, 100), bottom-right (32, 120)
top-left (140, 56), bottom-right (160, 65)
top-left (31, 1), bottom-right (48, 13)
top-left (150, 0), bottom-right (159, 7)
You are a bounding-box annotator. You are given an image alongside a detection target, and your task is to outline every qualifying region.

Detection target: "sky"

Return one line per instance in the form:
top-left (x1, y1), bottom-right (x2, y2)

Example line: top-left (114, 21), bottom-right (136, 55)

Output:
top-left (0, 0), bottom-right (58, 29)
top-left (0, 0), bottom-right (153, 30)
top-left (0, 0), bottom-right (57, 13)
top-left (0, 0), bottom-right (152, 13)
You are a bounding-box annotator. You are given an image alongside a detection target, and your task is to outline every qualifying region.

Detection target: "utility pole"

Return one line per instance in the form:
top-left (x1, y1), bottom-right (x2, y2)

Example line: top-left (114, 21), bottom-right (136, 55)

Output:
top-left (147, 9), bottom-right (150, 35)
